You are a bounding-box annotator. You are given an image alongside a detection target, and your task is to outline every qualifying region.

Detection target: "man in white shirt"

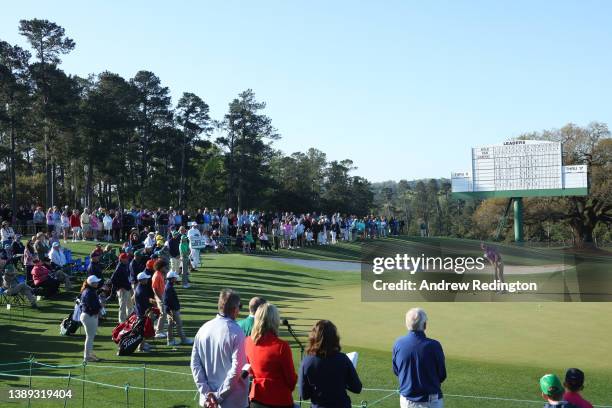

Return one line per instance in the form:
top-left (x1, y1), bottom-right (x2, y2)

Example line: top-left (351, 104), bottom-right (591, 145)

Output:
top-left (191, 289), bottom-right (248, 408)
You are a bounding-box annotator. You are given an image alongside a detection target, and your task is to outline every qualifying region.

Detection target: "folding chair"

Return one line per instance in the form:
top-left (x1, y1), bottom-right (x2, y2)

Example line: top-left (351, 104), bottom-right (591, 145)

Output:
top-left (0, 287), bottom-right (27, 306)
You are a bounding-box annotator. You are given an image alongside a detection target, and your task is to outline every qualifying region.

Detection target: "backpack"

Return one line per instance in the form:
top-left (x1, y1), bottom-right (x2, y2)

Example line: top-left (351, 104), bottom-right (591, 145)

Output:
top-left (60, 312), bottom-right (80, 336)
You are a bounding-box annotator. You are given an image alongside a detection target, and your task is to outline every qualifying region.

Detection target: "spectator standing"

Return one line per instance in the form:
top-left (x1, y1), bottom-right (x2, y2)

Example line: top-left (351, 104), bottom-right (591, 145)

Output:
top-left (87, 251), bottom-right (104, 281)
top-left (190, 289), bottom-right (248, 408)
top-left (167, 231), bottom-right (181, 274)
top-left (134, 271), bottom-right (154, 352)
top-left (245, 303), bottom-right (297, 408)
top-left (563, 369), bottom-right (593, 408)
top-left (540, 374), bottom-right (577, 408)
top-left (70, 210), bottom-right (81, 241)
top-left (393, 308), bottom-right (446, 408)
top-left (80, 275), bottom-right (102, 362)
top-left (152, 259), bottom-right (169, 339)
top-left (33, 207), bottom-right (45, 233)
top-left (163, 270), bottom-right (193, 347)
top-left (80, 209), bottom-right (91, 240)
top-left (237, 296), bottom-right (267, 337)
top-left (179, 235), bottom-right (191, 288)
top-left (111, 253), bottom-right (133, 323)
top-left (299, 320), bottom-right (362, 408)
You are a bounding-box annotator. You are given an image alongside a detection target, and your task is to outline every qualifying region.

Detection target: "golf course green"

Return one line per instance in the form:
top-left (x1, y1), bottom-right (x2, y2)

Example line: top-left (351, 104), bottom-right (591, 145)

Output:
top-left (1, 237), bottom-right (610, 407)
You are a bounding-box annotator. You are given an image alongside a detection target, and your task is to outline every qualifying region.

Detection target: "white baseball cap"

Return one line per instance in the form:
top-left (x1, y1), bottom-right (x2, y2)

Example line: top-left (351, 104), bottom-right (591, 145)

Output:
top-left (166, 271), bottom-right (179, 280)
top-left (137, 271), bottom-right (151, 280)
top-left (86, 275), bottom-right (102, 285)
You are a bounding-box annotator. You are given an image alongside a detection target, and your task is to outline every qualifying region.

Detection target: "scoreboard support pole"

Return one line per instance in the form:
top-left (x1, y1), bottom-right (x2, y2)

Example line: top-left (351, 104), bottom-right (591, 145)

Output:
top-left (513, 197), bottom-right (524, 243)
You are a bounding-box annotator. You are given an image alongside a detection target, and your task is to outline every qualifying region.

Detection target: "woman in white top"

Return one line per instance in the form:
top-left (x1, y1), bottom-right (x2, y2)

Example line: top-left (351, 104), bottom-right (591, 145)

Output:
top-left (1, 221), bottom-right (16, 245)
top-left (61, 211), bottom-right (70, 243)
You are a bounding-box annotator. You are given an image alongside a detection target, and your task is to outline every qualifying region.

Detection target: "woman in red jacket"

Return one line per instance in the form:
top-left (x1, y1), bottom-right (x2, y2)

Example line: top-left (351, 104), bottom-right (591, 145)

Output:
top-left (245, 303), bottom-right (297, 408)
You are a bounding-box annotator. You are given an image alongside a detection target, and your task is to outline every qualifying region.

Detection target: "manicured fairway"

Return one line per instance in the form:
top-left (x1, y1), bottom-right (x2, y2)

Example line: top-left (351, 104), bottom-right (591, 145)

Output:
top-left (1, 238), bottom-right (611, 407)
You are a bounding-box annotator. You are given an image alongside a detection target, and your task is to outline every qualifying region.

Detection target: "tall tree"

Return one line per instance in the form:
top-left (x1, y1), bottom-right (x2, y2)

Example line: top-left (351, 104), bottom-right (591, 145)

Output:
top-left (19, 19), bottom-right (75, 207)
top-left (218, 89), bottom-right (278, 210)
top-left (0, 41), bottom-right (31, 222)
top-left (175, 92), bottom-right (212, 207)
top-left (130, 70), bottom-right (172, 204)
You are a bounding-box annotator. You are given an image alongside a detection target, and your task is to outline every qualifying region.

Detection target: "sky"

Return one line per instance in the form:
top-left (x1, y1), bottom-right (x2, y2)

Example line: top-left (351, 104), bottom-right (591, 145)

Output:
top-left (2, 1), bottom-right (611, 182)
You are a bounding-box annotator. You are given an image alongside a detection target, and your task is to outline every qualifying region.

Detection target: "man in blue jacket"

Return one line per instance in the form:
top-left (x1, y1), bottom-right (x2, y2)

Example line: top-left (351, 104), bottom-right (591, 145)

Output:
top-left (392, 308), bottom-right (446, 408)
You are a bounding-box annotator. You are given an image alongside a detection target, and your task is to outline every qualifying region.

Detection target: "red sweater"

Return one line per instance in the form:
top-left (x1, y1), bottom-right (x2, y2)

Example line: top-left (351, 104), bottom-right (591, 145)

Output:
top-left (32, 264), bottom-right (50, 286)
top-left (245, 332), bottom-right (297, 406)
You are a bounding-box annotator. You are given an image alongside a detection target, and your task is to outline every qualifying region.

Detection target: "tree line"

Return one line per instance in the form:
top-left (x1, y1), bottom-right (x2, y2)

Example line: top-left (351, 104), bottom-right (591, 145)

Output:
top-left (371, 123), bottom-right (612, 248)
top-left (0, 19), bottom-right (373, 215)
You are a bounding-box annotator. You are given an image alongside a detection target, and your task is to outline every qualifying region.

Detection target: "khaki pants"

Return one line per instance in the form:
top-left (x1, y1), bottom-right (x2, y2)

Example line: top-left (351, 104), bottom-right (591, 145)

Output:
top-left (170, 257), bottom-right (180, 274)
top-left (167, 310), bottom-right (186, 342)
top-left (117, 288), bottom-right (133, 323)
top-left (54, 270), bottom-right (72, 290)
top-left (79, 313), bottom-right (98, 359)
top-left (155, 297), bottom-right (167, 333)
top-left (181, 255), bottom-right (190, 286)
top-left (400, 395), bottom-right (443, 408)
top-left (7, 283), bottom-right (36, 304)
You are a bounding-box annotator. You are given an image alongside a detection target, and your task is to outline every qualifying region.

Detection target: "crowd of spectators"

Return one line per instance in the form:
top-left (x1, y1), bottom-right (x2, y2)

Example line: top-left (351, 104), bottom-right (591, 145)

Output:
top-left (0, 204), bottom-right (405, 249)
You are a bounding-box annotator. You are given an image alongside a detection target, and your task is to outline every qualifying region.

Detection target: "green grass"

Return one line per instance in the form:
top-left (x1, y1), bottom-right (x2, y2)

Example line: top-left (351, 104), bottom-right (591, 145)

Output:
top-left (1, 238), bottom-right (611, 407)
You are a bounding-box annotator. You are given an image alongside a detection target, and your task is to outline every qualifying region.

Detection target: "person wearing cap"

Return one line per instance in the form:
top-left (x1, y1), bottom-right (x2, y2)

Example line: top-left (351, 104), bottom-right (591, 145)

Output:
top-left (167, 231), bottom-right (182, 275)
top-left (111, 252), bottom-right (133, 322)
top-left (129, 250), bottom-right (147, 288)
top-left (80, 275), bottom-right (103, 362)
top-left (393, 308), bottom-right (446, 408)
top-left (45, 243), bottom-right (72, 291)
top-left (134, 270), bottom-right (154, 352)
top-left (187, 222), bottom-right (202, 270)
top-left (48, 241), bottom-right (67, 269)
top-left (563, 368), bottom-right (593, 408)
top-left (540, 374), bottom-right (578, 407)
top-left (152, 259), bottom-right (169, 339)
top-left (163, 270), bottom-right (193, 347)
top-left (87, 251), bottom-right (104, 281)
top-left (144, 232), bottom-right (156, 249)
top-left (2, 263), bottom-right (38, 308)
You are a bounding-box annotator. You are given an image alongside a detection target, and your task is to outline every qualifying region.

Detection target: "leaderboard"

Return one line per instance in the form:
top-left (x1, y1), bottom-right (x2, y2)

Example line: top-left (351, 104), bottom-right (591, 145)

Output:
top-left (451, 140), bottom-right (588, 196)
top-left (472, 140), bottom-right (562, 192)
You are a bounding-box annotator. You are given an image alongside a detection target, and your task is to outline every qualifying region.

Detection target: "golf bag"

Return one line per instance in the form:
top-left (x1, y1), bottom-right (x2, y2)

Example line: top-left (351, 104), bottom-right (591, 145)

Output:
top-left (112, 311), bottom-right (156, 356)
top-left (117, 317), bottom-right (146, 356)
top-left (60, 299), bottom-right (81, 336)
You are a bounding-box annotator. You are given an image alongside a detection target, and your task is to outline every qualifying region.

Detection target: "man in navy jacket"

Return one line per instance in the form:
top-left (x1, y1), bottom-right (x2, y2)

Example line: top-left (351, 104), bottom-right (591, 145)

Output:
top-left (392, 308), bottom-right (446, 408)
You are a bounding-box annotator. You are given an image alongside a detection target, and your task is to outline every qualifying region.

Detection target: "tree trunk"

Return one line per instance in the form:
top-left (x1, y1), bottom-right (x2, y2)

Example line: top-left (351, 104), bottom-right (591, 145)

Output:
top-left (10, 116), bottom-right (17, 224)
top-left (570, 220), bottom-right (595, 249)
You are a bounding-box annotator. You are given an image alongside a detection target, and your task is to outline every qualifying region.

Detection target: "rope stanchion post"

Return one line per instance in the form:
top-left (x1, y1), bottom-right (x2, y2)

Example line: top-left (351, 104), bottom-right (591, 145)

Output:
top-left (143, 364), bottom-right (146, 408)
top-left (81, 361), bottom-right (87, 408)
top-left (27, 357), bottom-right (33, 408)
top-left (63, 371), bottom-right (72, 408)
top-left (125, 383), bottom-right (130, 408)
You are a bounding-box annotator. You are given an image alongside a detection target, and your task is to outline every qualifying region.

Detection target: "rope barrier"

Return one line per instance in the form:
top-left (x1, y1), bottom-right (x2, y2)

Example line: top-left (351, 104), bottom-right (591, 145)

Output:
top-left (2, 360), bottom-right (612, 408)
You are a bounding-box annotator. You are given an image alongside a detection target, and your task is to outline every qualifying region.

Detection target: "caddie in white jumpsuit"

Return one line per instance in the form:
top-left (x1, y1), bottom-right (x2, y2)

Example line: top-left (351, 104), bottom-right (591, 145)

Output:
top-left (187, 222), bottom-right (202, 269)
